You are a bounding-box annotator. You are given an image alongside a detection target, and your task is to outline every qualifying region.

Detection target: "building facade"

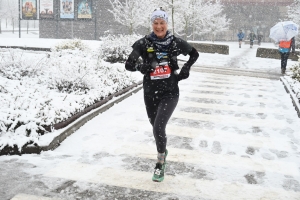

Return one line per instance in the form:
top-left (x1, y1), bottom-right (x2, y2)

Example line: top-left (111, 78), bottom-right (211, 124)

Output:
top-left (39, 0), bottom-right (134, 40)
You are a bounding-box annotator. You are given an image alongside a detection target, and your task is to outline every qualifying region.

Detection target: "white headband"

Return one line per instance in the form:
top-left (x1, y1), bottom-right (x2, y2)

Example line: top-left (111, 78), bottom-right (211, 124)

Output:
top-left (151, 9), bottom-right (168, 23)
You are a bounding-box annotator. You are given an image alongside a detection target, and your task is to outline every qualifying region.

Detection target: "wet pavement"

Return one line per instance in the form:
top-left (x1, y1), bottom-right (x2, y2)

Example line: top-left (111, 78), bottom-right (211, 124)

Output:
top-left (1, 67), bottom-right (300, 200)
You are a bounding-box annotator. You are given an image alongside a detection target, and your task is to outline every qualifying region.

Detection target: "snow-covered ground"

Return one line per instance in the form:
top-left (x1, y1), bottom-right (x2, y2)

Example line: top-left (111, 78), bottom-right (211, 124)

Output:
top-left (0, 32), bottom-right (300, 199)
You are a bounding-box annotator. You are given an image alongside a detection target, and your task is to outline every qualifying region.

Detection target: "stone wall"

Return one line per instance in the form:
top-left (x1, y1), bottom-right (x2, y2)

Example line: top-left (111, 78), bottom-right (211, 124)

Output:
top-left (188, 42), bottom-right (229, 55)
top-left (256, 47), bottom-right (300, 61)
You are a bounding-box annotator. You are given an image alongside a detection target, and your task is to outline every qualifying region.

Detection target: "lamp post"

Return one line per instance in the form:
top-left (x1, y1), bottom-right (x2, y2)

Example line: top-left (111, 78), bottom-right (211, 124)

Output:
top-left (19, 0), bottom-right (21, 38)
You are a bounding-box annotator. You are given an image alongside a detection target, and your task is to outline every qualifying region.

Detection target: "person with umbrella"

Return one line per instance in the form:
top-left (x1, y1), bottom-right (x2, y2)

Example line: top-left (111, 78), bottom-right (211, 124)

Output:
top-left (278, 37), bottom-right (295, 74)
top-left (269, 21), bottom-right (298, 74)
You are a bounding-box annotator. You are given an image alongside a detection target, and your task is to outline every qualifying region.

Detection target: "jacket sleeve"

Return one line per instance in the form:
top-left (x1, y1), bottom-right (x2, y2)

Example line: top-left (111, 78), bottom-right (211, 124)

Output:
top-left (178, 47), bottom-right (199, 81)
top-left (125, 40), bottom-right (143, 72)
top-left (125, 52), bottom-right (140, 72)
top-left (185, 47), bottom-right (199, 67)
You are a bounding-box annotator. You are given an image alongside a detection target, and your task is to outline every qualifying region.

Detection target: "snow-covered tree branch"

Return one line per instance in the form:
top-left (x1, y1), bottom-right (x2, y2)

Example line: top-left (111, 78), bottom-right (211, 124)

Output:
top-left (287, 0), bottom-right (300, 46)
top-left (108, 0), bottom-right (155, 34)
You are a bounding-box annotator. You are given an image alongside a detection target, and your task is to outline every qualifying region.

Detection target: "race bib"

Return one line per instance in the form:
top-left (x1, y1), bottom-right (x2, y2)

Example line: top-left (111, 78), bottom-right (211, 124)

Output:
top-left (150, 63), bottom-right (171, 80)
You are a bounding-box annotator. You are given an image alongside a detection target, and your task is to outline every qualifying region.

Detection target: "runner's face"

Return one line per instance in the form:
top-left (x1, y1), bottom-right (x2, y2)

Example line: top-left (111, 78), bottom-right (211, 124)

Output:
top-left (152, 18), bottom-right (168, 39)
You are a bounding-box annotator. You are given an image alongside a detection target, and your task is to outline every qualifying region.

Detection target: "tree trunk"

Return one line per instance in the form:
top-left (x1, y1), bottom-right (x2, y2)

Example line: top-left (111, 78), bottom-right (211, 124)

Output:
top-left (184, 22), bottom-right (188, 40)
top-left (0, 19), bottom-right (2, 34)
top-left (171, 0), bottom-right (174, 35)
top-left (130, 23), bottom-right (133, 35)
top-left (12, 18), bottom-right (14, 34)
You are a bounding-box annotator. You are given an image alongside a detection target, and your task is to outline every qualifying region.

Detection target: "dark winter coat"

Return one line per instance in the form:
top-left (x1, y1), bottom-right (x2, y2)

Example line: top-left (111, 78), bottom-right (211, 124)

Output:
top-left (248, 33), bottom-right (256, 41)
top-left (125, 35), bottom-right (199, 98)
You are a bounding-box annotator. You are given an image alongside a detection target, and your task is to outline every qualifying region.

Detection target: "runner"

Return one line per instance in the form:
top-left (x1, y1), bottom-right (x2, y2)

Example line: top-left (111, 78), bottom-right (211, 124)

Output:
top-left (248, 31), bottom-right (256, 48)
top-left (237, 29), bottom-right (244, 48)
top-left (257, 32), bottom-right (263, 46)
top-left (125, 7), bottom-right (199, 182)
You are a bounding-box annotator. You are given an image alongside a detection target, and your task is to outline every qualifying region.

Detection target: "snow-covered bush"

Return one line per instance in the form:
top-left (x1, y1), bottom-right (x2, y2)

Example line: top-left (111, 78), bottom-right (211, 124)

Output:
top-left (0, 48), bottom-right (48, 80)
top-left (52, 38), bottom-right (90, 52)
top-left (286, 56), bottom-right (300, 101)
top-left (46, 49), bottom-right (97, 93)
top-left (0, 77), bottom-right (55, 151)
top-left (99, 34), bottom-right (142, 63)
top-left (290, 56), bottom-right (300, 82)
top-left (0, 43), bottom-right (142, 151)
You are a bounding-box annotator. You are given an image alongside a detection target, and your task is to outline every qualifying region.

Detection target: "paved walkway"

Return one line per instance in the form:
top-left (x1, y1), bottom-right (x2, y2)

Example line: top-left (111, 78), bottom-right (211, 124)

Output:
top-left (1, 68), bottom-right (300, 199)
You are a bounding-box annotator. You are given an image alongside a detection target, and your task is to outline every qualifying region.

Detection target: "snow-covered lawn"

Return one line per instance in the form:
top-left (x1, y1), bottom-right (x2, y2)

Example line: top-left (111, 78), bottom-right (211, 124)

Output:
top-left (0, 38), bottom-right (142, 151)
top-left (0, 36), bottom-right (299, 153)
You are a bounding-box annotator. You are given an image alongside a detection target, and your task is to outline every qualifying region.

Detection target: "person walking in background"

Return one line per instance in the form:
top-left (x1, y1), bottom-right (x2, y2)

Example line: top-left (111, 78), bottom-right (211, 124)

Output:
top-left (125, 7), bottom-right (199, 182)
top-left (257, 32), bottom-right (263, 46)
top-left (237, 29), bottom-right (244, 48)
top-left (248, 31), bottom-right (256, 48)
top-left (278, 37), bottom-right (295, 74)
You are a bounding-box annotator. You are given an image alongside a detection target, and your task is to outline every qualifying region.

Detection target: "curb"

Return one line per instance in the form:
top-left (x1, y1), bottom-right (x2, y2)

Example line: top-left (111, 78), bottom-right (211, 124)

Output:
top-left (0, 82), bottom-right (143, 156)
top-left (0, 46), bottom-right (51, 52)
top-left (280, 77), bottom-right (300, 118)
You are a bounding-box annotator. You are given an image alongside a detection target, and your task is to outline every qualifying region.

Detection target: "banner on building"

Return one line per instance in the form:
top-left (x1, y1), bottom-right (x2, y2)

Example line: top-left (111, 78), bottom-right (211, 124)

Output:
top-left (60, 0), bottom-right (74, 19)
top-left (40, 0), bottom-right (54, 19)
top-left (78, 0), bottom-right (92, 19)
top-left (22, 0), bottom-right (37, 19)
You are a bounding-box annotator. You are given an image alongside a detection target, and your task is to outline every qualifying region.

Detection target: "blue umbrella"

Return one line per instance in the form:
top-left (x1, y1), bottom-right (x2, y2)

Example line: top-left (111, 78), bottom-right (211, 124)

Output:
top-left (269, 21), bottom-right (299, 42)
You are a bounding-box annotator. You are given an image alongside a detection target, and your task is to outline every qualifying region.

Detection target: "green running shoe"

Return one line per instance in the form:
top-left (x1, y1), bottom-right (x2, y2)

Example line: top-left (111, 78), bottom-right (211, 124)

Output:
top-left (152, 149), bottom-right (168, 182)
top-left (152, 162), bottom-right (166, 182)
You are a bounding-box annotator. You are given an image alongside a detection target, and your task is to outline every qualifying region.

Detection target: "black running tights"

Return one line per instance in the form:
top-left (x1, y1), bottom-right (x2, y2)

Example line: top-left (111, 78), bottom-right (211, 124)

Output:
top-left (144, 96), bottom-right (179, 153)
top-left (280, 52), bottom-right (290, 70)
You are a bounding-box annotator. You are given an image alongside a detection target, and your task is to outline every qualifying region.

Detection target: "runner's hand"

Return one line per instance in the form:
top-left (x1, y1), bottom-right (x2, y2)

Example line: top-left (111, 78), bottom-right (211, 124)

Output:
top-left (138, 64), bottom-right (154, 74)
top-left (178, 64), bottom-right (190, 81)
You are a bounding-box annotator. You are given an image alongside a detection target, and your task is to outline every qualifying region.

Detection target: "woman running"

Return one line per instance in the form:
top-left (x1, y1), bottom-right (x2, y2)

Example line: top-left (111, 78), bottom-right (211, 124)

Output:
top-left (125, 7), bottom-right (199, 182)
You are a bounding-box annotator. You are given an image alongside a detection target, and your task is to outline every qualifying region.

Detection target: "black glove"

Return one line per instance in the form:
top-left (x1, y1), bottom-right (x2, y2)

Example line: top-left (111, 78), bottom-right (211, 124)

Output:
top-left (178, 64), bottom-right (191, 81)
top-left (137, 63), bottom-right (155, 74)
